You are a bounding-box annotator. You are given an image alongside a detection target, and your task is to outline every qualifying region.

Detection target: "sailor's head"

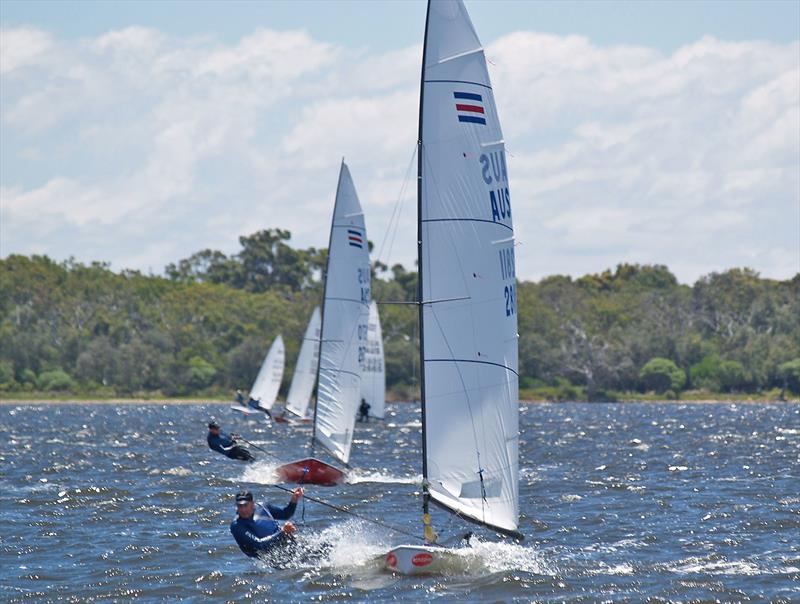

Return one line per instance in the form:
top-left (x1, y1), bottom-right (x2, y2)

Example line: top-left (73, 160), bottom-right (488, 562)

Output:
top-left (235, 490), bottom-right (255, 518)
top-left (208, 420), bottom-right (220, 434)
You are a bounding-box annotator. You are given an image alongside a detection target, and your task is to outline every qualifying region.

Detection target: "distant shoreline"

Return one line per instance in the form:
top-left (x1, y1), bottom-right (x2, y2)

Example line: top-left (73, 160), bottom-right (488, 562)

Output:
top-left (0, 397), bottom-right (796, 406)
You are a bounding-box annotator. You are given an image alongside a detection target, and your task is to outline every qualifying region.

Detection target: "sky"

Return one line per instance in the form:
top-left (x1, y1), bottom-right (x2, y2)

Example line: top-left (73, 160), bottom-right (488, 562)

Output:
top-left (1, 0), bottom-right (799, 284)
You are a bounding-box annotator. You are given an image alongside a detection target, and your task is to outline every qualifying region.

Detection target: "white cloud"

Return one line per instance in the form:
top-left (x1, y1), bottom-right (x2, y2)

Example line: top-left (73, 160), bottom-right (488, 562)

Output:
top-left (0, 25), bottom-right (798, 284)
top-left (0, 27), bottom-right (53, 74)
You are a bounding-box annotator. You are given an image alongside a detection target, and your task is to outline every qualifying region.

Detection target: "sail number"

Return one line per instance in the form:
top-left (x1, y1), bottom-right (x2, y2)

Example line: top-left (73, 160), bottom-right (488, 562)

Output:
top-left (358, 267), bottom-right (370, 304)
top-left (499, 247), bottom-right (516, 317)
top-left (504, 284), bottom-right (516, 316)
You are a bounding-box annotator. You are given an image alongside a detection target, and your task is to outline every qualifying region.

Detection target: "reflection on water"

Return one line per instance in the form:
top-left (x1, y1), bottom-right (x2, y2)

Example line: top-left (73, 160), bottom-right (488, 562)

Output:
top-left (1, 401), bottom-right (798, 602)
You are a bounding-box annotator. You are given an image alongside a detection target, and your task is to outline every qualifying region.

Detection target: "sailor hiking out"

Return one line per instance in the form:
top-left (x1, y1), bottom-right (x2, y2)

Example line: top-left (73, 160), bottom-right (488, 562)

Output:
top-left (230, 489), bottom-right (302, 558)
top-left (207, 421), bottom-right (255, 462)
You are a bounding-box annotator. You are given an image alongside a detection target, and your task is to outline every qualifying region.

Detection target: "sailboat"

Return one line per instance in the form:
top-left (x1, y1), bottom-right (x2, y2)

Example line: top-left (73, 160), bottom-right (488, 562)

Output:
top-left (385, 0), bottom-right (522, 574)
top-left (359, 300), bottom-right (386, 420)
top-left (274, 161), bottom-right (371, 486)
top-left (284, 306), bottom-right (322, 422)
top-left (232, 334), bottom-right (285, 418)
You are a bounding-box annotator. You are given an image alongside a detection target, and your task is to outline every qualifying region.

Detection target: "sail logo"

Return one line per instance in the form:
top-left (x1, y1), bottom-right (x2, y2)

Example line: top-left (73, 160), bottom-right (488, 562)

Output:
top-left (454, 92), bottom-right (486, 125)
top-left (348, 229), bottom-right (364, 248)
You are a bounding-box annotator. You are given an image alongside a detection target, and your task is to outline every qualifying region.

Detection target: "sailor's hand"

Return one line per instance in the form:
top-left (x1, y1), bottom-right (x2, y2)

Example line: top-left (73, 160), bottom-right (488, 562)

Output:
top-left (282, 521), bottom-right (297, 534)
top-left (291, 487), bottom-right (304, 503)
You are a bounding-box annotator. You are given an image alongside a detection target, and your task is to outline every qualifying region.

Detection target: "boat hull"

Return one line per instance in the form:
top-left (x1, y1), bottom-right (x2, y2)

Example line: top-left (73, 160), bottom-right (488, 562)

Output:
top-left (230, 404), bottom-right (264, 416)
top-left (274, 457), bottom-right (346, 486)
top-left (384, 545), bottom-right (456, 575)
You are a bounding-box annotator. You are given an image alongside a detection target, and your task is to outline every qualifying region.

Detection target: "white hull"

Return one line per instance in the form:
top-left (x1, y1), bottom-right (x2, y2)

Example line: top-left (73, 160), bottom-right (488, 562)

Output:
top-left (384, 545), bottom-right (459, 575)
top-left (230, 404), bottom-right (264, 416)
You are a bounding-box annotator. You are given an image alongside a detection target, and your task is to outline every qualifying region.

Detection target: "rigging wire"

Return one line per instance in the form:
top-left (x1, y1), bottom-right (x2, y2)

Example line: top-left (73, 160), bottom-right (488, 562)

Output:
top-left (374, 145), bottom-right (418, 271)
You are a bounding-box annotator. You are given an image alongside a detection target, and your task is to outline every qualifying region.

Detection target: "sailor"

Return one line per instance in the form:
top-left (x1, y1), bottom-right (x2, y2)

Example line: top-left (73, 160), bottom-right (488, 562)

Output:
top-left (235, 389), bottom-right (245, 406)
top-left (247, 396), bottom-right (271, 417)
top-left (357, 398), bottom-right (371, 422)
top-left (207, 421), bottom-right (255, 462)
top-left (230, 488), bottom-right (303, 558)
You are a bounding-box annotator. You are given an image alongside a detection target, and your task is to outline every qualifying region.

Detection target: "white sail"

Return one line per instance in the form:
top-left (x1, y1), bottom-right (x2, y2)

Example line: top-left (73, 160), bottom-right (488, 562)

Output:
top-left (419, 0), bottom-right (519, 535)
top-left (313, 162), bottom-right (371, 464)
top-left (285, 306), bottom-right (321, 418)
top-left (249, 334), bottom-right (285, 411)
top-left (359, 300), bottom-right (386, 419)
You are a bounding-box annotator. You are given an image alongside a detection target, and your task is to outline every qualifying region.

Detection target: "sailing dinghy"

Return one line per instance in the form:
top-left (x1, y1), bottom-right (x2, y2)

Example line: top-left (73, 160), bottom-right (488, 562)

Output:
top-left (385, 0), bottom-right (522, 574)
top-left (284, 306), bottom-right (322, 423)
top-left (232, 334), bottom-right (286, 419)
top-left (275, 161), bottom-right (371, 486)
top-left (359, 300), bottom-right (386, 420)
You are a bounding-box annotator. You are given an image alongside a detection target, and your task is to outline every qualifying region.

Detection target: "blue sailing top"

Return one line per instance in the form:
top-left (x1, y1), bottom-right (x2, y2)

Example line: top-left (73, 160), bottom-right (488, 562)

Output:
top-left (230, 500), bottom-right (297, 557)
top-left (207, 431), bottom-right (236, 455)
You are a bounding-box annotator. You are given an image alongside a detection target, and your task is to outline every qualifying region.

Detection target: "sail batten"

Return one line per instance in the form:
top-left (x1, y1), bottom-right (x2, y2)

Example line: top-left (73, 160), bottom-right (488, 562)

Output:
top-left (312, 162), bottom-right (371, 465)
top-left (419, 0), bottom-right (519, 536)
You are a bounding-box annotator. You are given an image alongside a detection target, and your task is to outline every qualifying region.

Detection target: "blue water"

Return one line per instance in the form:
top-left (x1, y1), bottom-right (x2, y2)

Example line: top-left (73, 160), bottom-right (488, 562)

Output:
top-left (1, 402), bottom-right (798, 602)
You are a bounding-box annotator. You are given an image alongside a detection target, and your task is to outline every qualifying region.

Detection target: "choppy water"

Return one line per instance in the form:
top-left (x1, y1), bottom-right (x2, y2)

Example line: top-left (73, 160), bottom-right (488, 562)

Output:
top-left (1, 401), bottom-right (798, 602)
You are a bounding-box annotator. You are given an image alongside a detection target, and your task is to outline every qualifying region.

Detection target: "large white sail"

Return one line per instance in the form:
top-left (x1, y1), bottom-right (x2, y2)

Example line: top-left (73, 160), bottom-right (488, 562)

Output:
top-left (285, 306), bottom-right (321, 418)
top-left (359, 301), bottom-right (386, 419)
top-left (313, 162), bottom-right (371, 464)
top-left (419, 0), bottom-right (519, 535)
top-left (249, 334), bottom-right (285, 411)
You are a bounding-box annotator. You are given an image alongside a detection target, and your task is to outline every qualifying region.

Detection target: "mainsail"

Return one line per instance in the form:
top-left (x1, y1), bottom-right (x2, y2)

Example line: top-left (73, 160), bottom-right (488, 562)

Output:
top-left (359, 300), bottom-right (386, 419)
top-left (285, 306), bottom-right (321, 419)
top-left (418, 0), bottom-right (520, 536)
top-left (249, 334), bottom-right (285, 412)
top-left (312, 161), bottom-right (371, 464)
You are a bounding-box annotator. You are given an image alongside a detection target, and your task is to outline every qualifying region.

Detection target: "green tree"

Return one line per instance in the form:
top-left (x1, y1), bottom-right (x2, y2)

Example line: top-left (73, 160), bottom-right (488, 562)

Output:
top-left (640, 357), bottom-right (686, 393)
top-left (37, 369), bottom-right (75, 392)
top-left (778, 358), bottom-right (800, 395)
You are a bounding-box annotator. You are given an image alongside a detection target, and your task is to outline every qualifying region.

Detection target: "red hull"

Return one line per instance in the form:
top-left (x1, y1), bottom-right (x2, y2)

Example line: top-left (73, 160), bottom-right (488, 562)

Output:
top-left (274, 457), bottom-right (346, 486)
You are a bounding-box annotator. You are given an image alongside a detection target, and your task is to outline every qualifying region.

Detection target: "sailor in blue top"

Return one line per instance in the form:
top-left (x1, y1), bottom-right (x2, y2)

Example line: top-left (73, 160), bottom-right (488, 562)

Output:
top-left (230, 488), bottom-right (303, 558)
top-left (206, 421), bottom-right (255, 462)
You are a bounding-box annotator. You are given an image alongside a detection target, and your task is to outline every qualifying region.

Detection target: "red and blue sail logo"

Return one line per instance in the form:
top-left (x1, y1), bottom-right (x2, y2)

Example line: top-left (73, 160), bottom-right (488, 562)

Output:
top-left (347, 229), bottom-right (364, 248)
top-left (454, 91), bottom-right (486, 125)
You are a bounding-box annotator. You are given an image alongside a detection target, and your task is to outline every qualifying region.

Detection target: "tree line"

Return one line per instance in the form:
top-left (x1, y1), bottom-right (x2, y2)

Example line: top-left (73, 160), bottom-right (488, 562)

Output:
top-left (1, 229), bottom-right (798, 400)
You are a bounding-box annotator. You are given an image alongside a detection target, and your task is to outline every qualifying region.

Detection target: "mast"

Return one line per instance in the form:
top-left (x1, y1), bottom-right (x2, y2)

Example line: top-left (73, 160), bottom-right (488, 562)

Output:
top-left (417, 0), bottom-right (434, 544)
top-left (310, 159), bottom-right (345, 455)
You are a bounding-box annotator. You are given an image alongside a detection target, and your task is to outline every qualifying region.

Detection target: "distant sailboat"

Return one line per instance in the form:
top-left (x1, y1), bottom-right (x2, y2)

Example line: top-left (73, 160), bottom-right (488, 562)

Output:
top-left (385, 0), bottom-right (522, 574)
top-left (284, 306), bottom-right (321, 422)
top-left (275, 161), bottom-right (371, 486)
top-left (359, 300), bottom-right (386, 420)
top-left (232, 334), bottom-right (285, 417)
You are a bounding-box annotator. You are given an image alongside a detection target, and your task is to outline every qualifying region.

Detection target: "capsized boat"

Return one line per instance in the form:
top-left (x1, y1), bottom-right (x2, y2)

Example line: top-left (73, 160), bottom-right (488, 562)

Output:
top-left (385, 0), bottom-right (522, 575)
top-left (284, 306), bottom-right (321, 423)
top-left (231, 334), bottom-right (285, 418)
top-left (359, 300), bottom-right (386, 420)
top-left (275, 161), bottom-right (371, 485)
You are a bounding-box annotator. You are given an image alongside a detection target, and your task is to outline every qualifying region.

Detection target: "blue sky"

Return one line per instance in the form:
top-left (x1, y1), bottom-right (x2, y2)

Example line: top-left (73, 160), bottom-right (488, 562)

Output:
top-left (1, 0), bottom-right (799, 283)
top-left (3, 1), bottom-right (798, 52)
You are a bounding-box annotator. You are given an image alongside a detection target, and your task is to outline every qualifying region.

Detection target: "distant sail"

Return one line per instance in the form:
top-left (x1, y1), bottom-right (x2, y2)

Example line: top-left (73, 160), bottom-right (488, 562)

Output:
top-left (360, 300), bottom-right (386, 419)
top-left (249, 334), bottom-right (285, 411)
top-left (313, 162), bottom-right (371, 464)
top-left (285, 307), bottom-right (321, 419)
top-left (419, 0), bottom-right (520, 535)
